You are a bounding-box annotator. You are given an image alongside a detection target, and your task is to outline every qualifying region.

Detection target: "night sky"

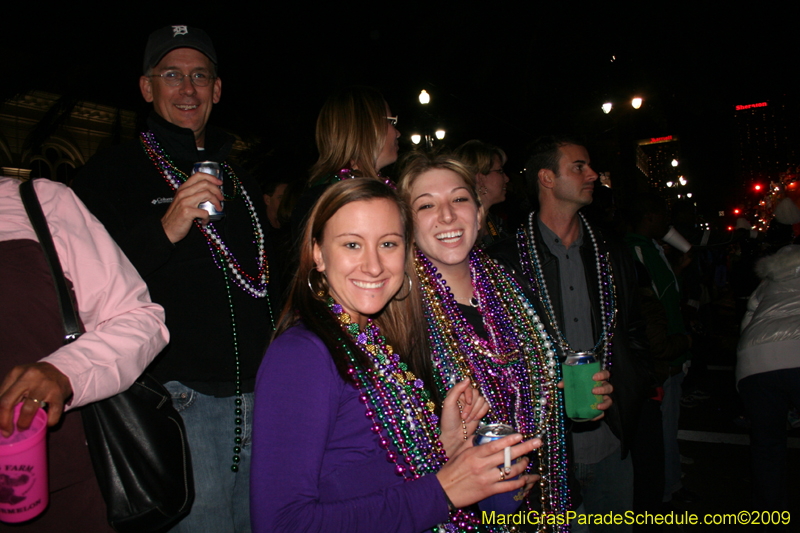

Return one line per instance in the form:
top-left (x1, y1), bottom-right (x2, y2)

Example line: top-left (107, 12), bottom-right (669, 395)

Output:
top-left (4, 4), bottom-right (794, 216)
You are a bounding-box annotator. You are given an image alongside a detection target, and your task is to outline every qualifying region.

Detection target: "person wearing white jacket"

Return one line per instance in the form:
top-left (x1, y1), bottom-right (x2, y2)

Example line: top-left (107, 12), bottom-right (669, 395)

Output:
top-left (737, 242), bottom-right (800, 519)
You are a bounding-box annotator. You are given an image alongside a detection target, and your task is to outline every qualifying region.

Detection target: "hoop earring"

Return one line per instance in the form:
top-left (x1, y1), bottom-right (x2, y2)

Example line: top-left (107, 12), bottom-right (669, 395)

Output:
top-left (394, 272), bottom-right (413, 301)
top-left (307, 268), bottom-right (326, 301)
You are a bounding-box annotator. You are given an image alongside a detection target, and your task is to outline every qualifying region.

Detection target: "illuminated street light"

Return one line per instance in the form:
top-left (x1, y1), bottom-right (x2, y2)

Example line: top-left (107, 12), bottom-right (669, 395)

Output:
top-left (666, 181), bottom-right (674, 188)
top-left (679, 176), bottom-right (687, 186)
top-left (419, 90), bottom-right (430, 105)
top-left (687, 193), bottom-right (693, 198)
top-left (602, 102), bottom-right (613, 114)
top-left (411, 134), bottom-right (422, 145)
top-left (435, 129), bottom-right (446, 140)
top-left (631, 97), bottom-right (643, 109)
top-left (671, 159), bottom-right (679, 167)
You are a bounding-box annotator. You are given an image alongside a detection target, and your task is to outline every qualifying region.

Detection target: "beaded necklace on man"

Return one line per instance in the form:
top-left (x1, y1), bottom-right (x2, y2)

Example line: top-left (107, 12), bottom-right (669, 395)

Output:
top-left (141, 131), bottom-right (274, 472)
top-left (516, 211), bottom-right (617, 369)
top-left (415, 248), bottom-right (571, 530)
top-left (327, 297), bottom-right (513, 533)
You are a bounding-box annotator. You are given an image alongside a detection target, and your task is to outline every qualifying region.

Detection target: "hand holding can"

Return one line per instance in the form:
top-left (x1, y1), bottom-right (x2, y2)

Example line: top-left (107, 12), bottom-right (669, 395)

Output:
top-left (473, 424), bottom-right (527, 514)
top-left (194, 161), bottom-right (225, 221)
top-left (562, 351), bottom-right (604, 421)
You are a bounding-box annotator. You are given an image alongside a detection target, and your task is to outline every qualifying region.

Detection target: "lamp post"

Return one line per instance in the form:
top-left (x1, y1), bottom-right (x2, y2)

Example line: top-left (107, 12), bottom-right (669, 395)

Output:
top-left (414, 89), bottom-right (445, 151)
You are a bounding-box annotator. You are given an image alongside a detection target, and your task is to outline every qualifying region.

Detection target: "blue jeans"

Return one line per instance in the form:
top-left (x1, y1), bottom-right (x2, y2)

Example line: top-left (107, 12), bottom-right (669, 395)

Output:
top-left (661, 371), bottom-right (683, 501)
top-left (164, 382), bottom-right (253, 533)
top-left (574, 448), bottom-right (633, 533)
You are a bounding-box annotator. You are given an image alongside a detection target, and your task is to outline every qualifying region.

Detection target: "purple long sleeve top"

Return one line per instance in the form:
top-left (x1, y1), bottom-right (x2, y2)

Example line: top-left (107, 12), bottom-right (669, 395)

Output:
top-left (250, 323), bottom-right (450, 533)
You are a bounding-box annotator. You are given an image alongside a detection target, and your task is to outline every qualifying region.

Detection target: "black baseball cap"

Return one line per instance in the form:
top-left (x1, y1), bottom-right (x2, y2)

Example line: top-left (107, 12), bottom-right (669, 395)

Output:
top-left (143, 25), bottom-right (217, 73)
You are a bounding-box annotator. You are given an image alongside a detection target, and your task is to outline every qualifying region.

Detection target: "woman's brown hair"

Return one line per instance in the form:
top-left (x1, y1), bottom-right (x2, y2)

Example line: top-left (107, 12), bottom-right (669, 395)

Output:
top-left (273, 178), bottom-right (431, 385)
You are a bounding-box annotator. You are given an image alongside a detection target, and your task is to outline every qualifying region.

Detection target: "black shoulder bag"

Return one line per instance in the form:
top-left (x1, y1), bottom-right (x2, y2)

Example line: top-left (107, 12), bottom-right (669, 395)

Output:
top-left (20, 179), bottom-right (194, 532)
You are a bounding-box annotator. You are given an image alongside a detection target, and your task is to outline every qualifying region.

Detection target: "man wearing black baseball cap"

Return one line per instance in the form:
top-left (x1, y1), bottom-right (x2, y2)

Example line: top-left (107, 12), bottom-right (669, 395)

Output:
top-left (73, 25), bottom-right (278, 532)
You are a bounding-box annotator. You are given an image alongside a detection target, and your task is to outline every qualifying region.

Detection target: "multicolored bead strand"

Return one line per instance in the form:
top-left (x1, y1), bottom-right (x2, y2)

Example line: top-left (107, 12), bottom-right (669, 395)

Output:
top-left (327, 298), bottom-right (516, 532)
top-left (415, 248), bottom-right (571, 531)
top-left (140, 131), bottom-right (270, 299)
top-left (516, 211), bottom-right (617, 370)
top-left (141, 131), bottom-right (274, 473)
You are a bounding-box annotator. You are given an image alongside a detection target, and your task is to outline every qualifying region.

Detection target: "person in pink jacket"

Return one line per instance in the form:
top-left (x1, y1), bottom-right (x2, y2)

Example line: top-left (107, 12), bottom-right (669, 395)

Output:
top-left (0, 176), bottom-right (169, 531)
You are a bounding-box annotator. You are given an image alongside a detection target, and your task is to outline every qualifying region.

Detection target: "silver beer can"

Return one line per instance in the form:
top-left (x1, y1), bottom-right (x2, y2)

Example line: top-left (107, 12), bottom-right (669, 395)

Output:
top-left (473, 423), bottom-right (515, 447)
top-left (193, 161), bottom-right (224, 221)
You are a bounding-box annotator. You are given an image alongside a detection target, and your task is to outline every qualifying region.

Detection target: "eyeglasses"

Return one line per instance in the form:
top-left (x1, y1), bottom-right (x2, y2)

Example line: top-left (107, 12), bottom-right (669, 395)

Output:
top-left (151, 70), bottom-right (216, 87)
top-left (386, 116), bottom-right (398, 126)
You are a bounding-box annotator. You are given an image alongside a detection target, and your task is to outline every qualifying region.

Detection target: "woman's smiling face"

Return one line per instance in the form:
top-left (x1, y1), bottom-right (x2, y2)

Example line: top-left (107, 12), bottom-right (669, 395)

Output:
top-left (313, 198), bottom-right (406, 328)
top-left (408, 168), bottom-right (480, 272)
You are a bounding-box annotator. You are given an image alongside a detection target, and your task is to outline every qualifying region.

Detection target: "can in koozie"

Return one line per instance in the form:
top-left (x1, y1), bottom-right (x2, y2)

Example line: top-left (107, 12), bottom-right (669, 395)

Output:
top-left (473, 423), bottom-right (526, 514)
top-left (0, 404), bottom-right (49, 523)
top-left (193, 161), bottom-right (224, 221)
top-left (562, 351), bottom-right (603, 421)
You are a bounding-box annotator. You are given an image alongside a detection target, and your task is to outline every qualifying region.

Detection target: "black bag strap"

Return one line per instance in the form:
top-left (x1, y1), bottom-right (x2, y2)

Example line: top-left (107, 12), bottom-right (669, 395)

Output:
top-left (19, 179), bottom-right (82, 345)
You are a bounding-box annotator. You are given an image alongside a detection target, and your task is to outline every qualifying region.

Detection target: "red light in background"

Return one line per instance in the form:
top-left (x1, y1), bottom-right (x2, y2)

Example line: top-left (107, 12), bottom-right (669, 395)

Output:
top-left (754, 184), bottom-right (762, 191)
top-left (727, 226), bottom-right (734, 231)
top-left (650, 135), bottom-right (673, 143)
top-left (735, 102), bottom-right (768, 111)
top-left (734, 208), bottom-right (741, 215)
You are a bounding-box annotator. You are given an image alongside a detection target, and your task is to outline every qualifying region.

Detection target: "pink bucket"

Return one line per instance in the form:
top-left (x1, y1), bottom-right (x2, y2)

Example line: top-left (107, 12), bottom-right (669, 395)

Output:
top-left (0, 403), bottom-right (48, 523)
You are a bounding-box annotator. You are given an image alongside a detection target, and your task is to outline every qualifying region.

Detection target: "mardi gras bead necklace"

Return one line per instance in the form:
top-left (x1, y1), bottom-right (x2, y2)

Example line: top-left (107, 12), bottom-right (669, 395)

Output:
top-left (141, 131), bottom-right (270, 299)
top-left (517, 211), bottom-right (617, 369)
top-left (327, 298), bottom-right (519, 532)
top-left (415, 248), bottom-right (571, 530)
top-left (141, 131), bottom-right (274, 472)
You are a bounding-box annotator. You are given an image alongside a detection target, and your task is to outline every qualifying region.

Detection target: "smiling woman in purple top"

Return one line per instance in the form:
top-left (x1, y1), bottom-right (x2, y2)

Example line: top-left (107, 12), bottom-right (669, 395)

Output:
top-left (250, 178), bottom-right (539, 533)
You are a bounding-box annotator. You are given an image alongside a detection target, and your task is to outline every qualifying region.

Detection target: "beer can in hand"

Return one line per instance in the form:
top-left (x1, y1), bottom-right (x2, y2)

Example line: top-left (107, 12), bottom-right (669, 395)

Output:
top-left (562, 351), bottom-right (603, 421)
top-left (473, 423), bottom-right (525, 514)
top-left (194, 161), bottom-right (224, 221)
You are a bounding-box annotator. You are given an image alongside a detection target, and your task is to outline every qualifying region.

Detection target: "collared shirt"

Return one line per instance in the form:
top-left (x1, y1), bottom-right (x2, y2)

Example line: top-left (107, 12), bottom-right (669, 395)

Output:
top-left (0, 177), bottom-right (169, 408)
top-left (538, 215), bottom-right (620, 464)
top-left (538, 217), bottom-right (594, 351)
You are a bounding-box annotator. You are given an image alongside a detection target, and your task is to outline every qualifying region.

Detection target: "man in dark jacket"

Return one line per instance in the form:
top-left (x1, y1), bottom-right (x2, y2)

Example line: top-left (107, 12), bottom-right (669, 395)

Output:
top-left (72, 25), bottom-right (277, 532)
top-left (487, 136), bottom-right (651, 532)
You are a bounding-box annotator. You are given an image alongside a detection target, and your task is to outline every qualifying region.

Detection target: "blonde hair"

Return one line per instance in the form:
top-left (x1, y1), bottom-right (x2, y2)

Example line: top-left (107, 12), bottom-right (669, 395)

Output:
top-left (454, 140), bottom-right (507, 177)
top-left (396, 151), bottom-right (480, 207)
top-left (309, 86), bottom-right (388, 184)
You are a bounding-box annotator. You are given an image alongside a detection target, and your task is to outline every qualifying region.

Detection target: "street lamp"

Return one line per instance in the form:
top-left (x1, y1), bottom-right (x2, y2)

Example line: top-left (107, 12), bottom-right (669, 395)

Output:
top-left (419, 90), bottom-right (430, 105)
top-left (411, 134), bottom-right (422, 145)
top-left (671, 159), bottom-right (679, 167)
top-left (631, 97), bottom-right (643, 109)
top-left (435, 129), bottom-right (446, 140)
top-left (602, 102), bottom-right (613, 114)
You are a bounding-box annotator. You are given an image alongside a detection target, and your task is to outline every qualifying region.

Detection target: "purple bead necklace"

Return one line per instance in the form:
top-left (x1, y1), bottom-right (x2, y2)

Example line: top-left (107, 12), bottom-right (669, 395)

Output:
top-left (415, 248), bottom-right (571, 530)
top-left (141, 131), bottom-right (274, 472)
top-left (327, 297), bottom-right (509, 532)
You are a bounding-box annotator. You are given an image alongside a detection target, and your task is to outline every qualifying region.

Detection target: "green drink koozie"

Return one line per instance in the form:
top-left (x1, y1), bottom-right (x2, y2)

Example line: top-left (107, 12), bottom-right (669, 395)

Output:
top-left (562, 353), bottom-right (603, 421)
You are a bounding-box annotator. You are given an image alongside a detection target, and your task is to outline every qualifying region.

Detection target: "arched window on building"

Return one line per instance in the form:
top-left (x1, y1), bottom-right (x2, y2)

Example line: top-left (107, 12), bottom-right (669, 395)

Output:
top-left (27, 139), bottom-right (82, 185)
